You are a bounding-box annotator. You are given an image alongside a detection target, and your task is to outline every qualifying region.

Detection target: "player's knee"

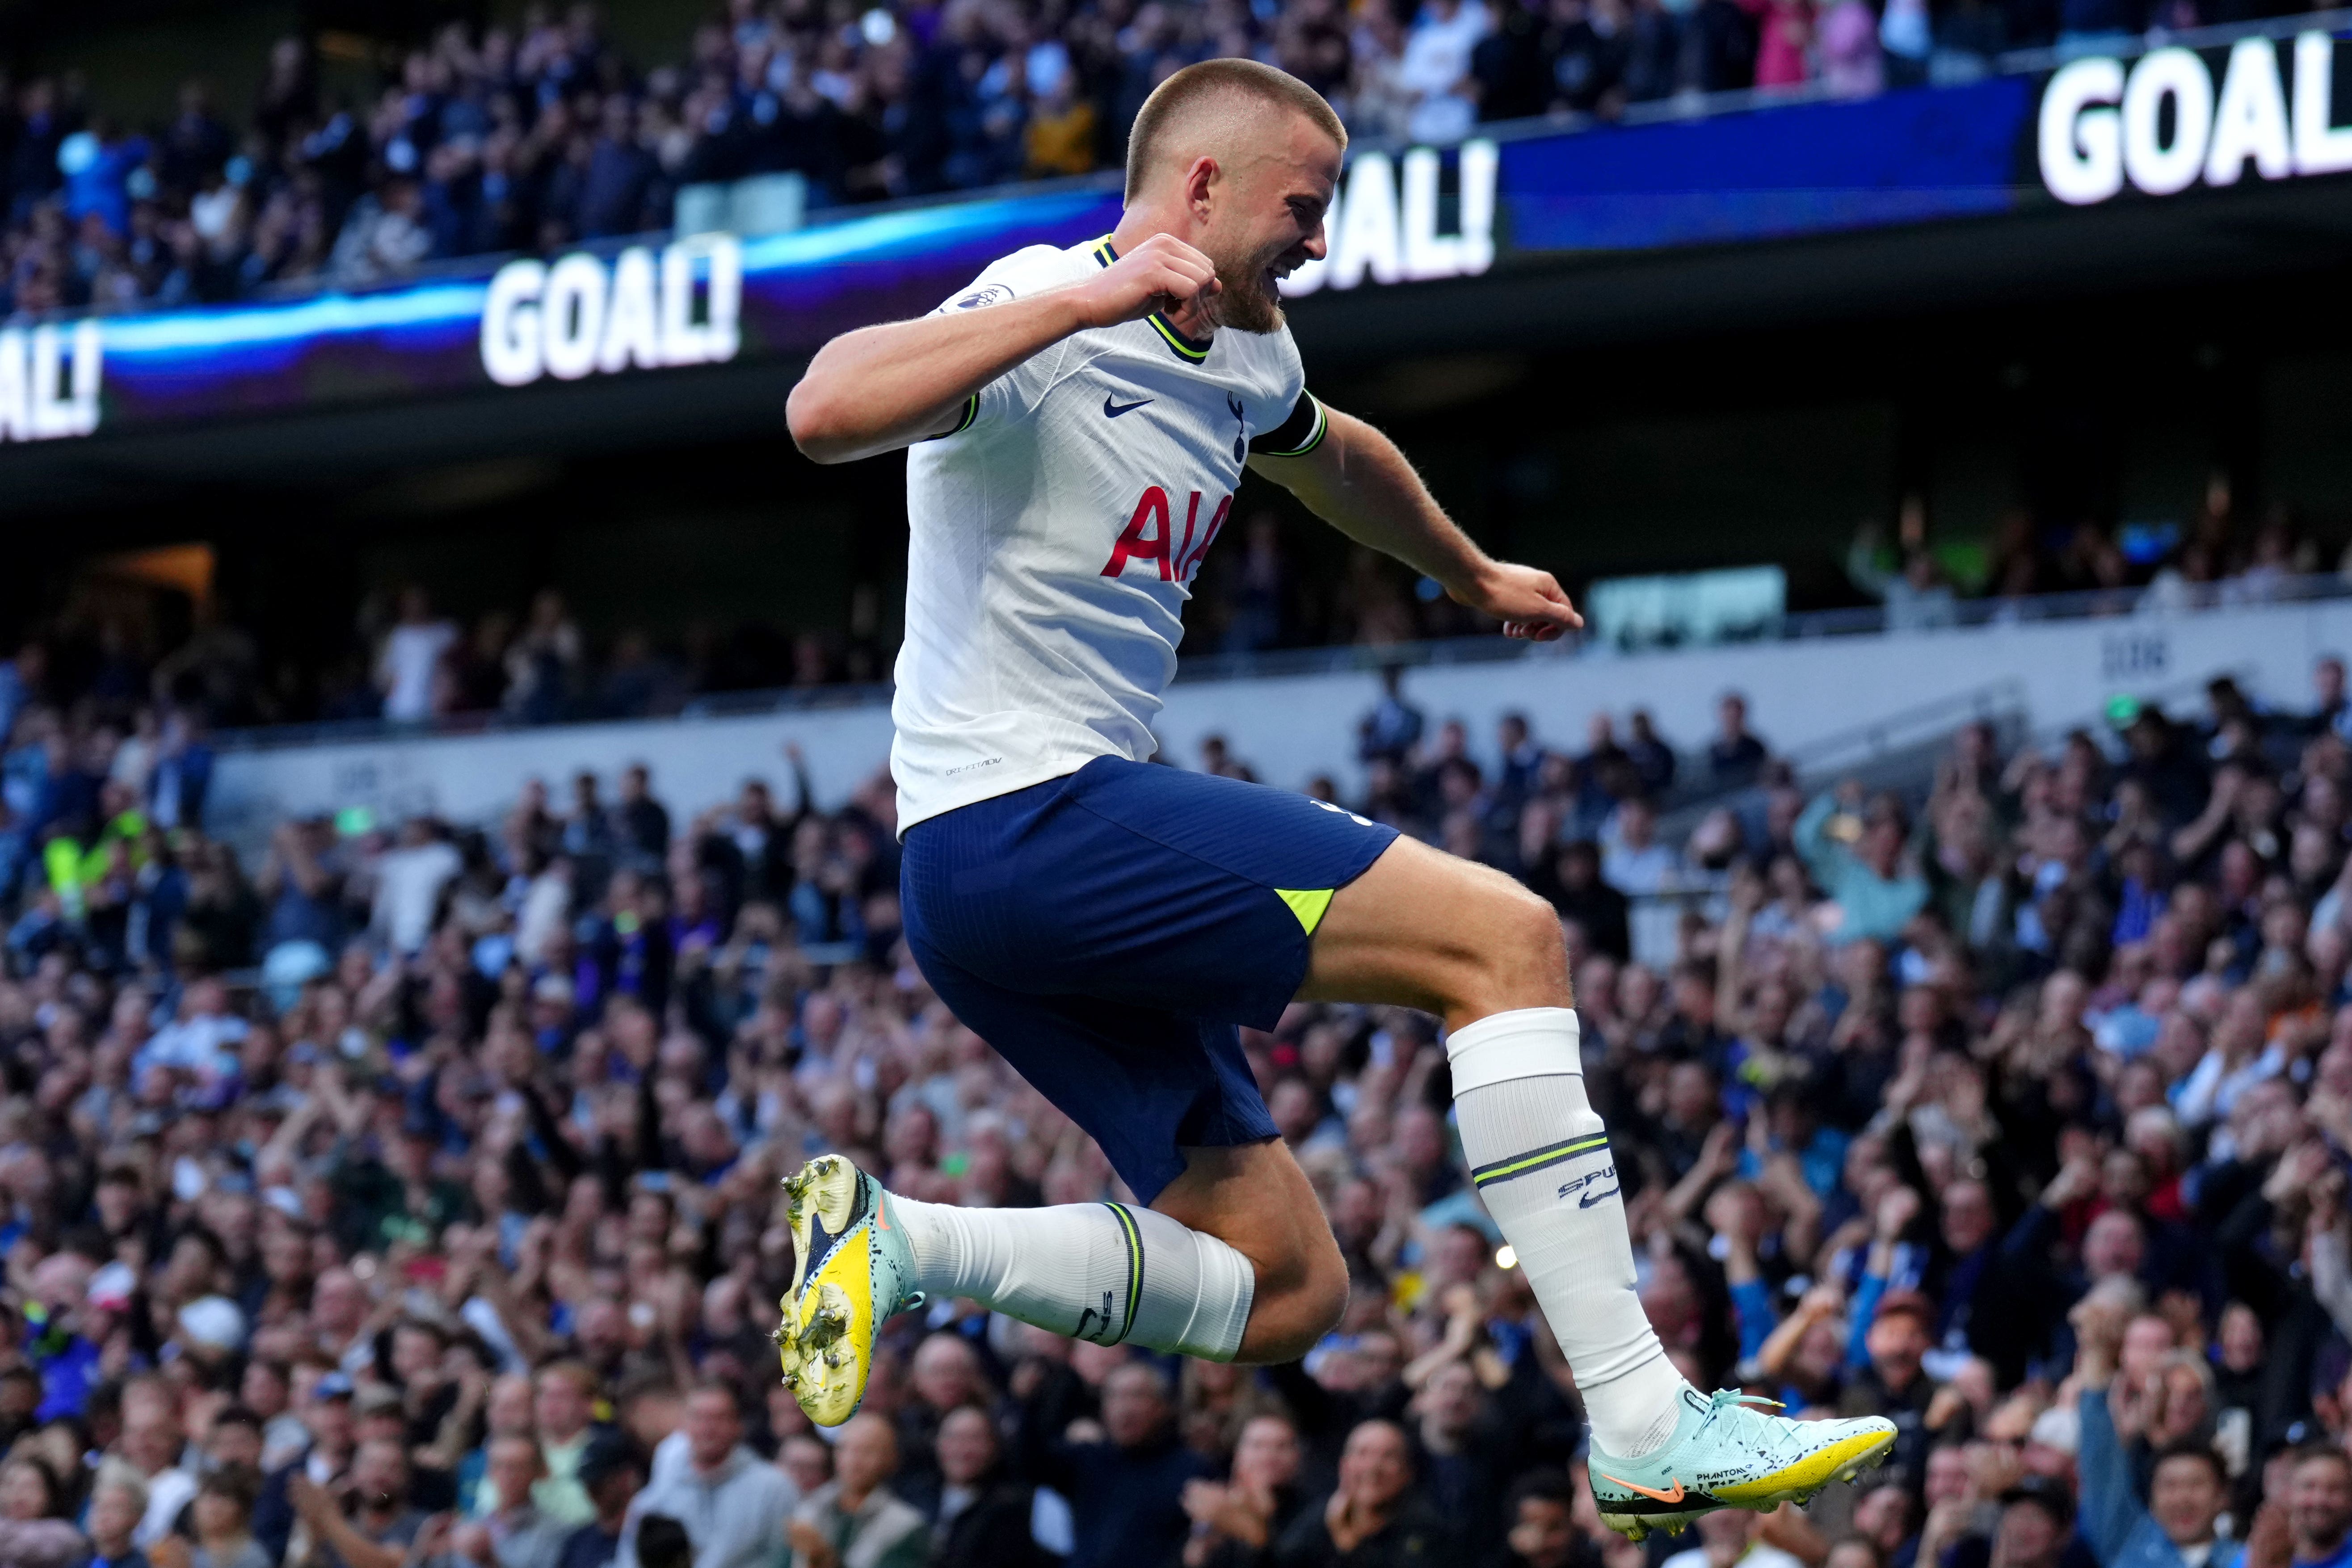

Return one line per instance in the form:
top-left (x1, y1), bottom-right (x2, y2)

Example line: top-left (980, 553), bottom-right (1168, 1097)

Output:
top-left (1466, 883), bottom-right (1570, 1010)
top-left (1236, 1231), bottom-right (1348, 1364)
top-left (1510, 885), bottom-right (1570, 967)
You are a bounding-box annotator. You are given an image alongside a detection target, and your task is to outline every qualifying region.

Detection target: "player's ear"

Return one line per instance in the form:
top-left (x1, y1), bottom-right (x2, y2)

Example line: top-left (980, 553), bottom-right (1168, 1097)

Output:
top-left (1184, 155), bottom-right (1219, 214)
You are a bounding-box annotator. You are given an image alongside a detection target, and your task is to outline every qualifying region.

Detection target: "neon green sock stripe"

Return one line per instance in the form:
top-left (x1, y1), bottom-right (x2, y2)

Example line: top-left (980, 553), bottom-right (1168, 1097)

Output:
top-left (1104, 1202), bottom-right (1144, 1342)
top-left (1471, 1134), bottom-right (1611, 1187)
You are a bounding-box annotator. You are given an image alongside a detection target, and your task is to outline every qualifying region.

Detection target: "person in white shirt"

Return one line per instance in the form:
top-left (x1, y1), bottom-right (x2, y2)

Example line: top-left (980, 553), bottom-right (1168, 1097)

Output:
top-left (376, 587), bottom-right (457, 723)
top-left (778, 56), bottom-right (1893, 1536)
top-left (370, 819), bottom-right (464, 956)
top-left (1396, 0), bottom-right (1489, 143)
top-left (1658, 1509), bottom-right (1806, 1568)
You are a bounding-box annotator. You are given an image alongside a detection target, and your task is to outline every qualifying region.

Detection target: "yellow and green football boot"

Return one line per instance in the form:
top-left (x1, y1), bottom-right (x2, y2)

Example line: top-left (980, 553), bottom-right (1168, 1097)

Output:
top-left (1588, 1389), bottom-right (1896, 1541)
top-left (773, 1154), bottom-right (925, 1426)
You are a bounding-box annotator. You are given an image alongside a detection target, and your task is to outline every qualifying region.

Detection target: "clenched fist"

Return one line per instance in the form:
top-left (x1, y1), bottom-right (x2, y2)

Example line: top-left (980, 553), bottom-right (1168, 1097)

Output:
top-left (1073, 232), bottom-right (1223, 334)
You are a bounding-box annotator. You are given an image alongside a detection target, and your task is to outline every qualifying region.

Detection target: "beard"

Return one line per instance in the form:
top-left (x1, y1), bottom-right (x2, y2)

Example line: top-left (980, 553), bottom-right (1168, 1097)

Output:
top-left (1209, 246), bottom-right (1286, 334)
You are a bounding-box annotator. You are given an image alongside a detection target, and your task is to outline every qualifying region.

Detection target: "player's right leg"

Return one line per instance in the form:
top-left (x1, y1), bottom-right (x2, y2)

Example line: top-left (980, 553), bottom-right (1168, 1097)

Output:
top-left (771, 986), bottom-right (1338, 1426)
top-left (775, 759), bottom-right (1377, 1425)
top-left (1302, 837), bottom-right (1895, 1539)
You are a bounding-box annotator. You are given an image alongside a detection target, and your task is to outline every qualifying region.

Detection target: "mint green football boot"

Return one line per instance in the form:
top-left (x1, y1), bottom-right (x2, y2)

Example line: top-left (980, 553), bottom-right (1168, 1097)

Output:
top-left (1588, 1388), bottom-right (1897, 1540)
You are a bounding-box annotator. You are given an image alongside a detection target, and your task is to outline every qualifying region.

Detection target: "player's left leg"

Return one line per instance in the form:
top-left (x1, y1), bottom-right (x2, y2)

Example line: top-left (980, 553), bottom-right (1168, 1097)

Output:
top-left (1303, 836), bottom-right (1894, 1539)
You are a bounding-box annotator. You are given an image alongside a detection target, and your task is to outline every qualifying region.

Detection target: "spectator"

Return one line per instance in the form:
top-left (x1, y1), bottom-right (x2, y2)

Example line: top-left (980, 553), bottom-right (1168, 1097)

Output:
top-left (613, 765), bottom-right (672, 868)
top-left (1973, 1480), bottom-right (2075, 1568)
top-left (786, 1415), bottom-right (927, 1568)
top-left (329, 178), bottom-right (432, 284)
top-left (1624, 710), bottom-right (1677, 798)
top-left (180, 1466), bottom-right (272, 1568)
top-left (1839, 1285), bottom-right (1936, 1484)
top-left (370, 817), bottom-right (463, 956)
top-left (1847, 523), bottom-right (1960, 633)
top-left (1272, 1420), bottom-right (1452, 1568)
top-left (923, 1406), bottom-right (1039, 1568)
top-left (2073, 1296), bottom-right (2235, 1568)
top-left (1405, 1359), bottom-right (1514, 1562)
top-left (1397, 0), bottom-right (1489, 143)
top-left (285, 1437), bottom-right (429, 1568)
top-left (1530, 839), bottom-right (1629, 963)
top-left (148, 709), bottom-right (214, 831)
top-left (1359, 668), bottom-right (1426, 765)
top-left (376, 588), bottom-right (458, 724)
top-left (1183, 1414), bottom-right (1307, 1568)
top-left (1021, 1362), bottom-right (1206, 1568)
top-left (1601, 797), bottom-right (1675, 896)
top-left (1794, 785), bottom-right (1927, 944)
top-left (1659, 1510), bottom-right (1803, 1568)
top-left (455, 1435), bottom-right (570, 1568)
top-left (530, 1365), bottom-right (601, 1528)
top-left (120, 1378), bottom-right (199, 1547)
top-left (557, 1433), bottom-right (645, 1568)
top-left (2284, 1448), bottom-right (2352, 1568)
top-left (255, 1374), bottom-right (356, 1567)
top-left (86, 1476), bottom-right (151, 1568)
top-left (1708, 694), bottom-right (1771, 788)
top-left (0, 1456), bottom-right (88, 1568)
top-left (1498, 1471), bottom-right (1596, 1568)
top-left (617, 1386), bottom-right (796, 1568)
top-left (632, 1519), bottom-right (692, 1568)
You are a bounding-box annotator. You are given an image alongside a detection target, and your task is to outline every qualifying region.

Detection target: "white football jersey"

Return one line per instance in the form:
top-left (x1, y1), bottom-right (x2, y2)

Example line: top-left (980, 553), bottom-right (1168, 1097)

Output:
top-left (891, 237), bottom-right (1329, 831)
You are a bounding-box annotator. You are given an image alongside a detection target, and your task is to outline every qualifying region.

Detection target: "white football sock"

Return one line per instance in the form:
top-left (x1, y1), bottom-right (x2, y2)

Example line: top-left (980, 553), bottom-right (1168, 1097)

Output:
top-left (888, 1195), bottom-right (1254, 1361)
top-left (1447, 1005), bottom-right (1691, 1457)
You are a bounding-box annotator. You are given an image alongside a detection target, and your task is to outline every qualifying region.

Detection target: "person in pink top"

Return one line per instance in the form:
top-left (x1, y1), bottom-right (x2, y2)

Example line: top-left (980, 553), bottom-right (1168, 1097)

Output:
top-left (1753, 0), bottom-right (1813, 89)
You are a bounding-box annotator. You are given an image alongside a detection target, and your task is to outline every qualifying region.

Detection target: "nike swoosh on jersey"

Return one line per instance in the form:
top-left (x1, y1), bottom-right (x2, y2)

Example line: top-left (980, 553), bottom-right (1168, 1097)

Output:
top-left (1103, 395), bottom-right (1153, 418)
top-left (1578, 1183), bottom-right (1621, 1208)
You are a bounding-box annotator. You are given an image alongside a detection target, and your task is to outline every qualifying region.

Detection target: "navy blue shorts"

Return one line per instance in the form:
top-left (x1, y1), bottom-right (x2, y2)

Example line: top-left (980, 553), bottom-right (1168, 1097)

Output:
top-left (900, 757), bottom-right (1400, 1202)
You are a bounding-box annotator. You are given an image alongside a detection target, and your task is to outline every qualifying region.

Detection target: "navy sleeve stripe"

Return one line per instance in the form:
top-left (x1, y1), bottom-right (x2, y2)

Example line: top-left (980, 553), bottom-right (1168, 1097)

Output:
top-left (1250, 392), bottom-right (1327, 457)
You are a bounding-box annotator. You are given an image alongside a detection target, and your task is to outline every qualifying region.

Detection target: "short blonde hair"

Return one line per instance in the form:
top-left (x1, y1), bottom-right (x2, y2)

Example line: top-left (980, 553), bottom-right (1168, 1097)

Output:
top-left (1125, 59), bottom-right (1346, 201)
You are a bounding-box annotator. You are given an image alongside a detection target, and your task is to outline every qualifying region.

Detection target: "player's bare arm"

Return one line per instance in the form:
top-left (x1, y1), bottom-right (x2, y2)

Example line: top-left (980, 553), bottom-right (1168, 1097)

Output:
top-left (786, 234), bottom-right (1224, 466)
top-left (1249, 406), bottom-right (1584, 640)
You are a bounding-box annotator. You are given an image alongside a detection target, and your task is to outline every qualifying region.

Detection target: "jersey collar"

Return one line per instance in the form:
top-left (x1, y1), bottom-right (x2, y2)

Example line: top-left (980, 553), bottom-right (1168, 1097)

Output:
top-left (1092, 237), bottom-right (1213, 364)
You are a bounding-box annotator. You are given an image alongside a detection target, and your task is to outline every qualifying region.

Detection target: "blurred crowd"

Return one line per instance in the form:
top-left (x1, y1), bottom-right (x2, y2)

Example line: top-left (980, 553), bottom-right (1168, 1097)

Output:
top-left (0, 611), bottom-right (2346, 1568)
top-left (10, 481), bottom-right (2342, 739)
top-left (1842, 485), bottom-right (2330, 636)
top-left (0, 0), bottom-right (2322, 318)
top-left (0, 527), bottom-right (1502, 733)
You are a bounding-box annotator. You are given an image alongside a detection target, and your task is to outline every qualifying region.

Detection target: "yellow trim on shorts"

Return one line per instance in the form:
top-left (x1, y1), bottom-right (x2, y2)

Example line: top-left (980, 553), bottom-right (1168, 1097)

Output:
top-left (1275, 887), bottom-right (1336, 934)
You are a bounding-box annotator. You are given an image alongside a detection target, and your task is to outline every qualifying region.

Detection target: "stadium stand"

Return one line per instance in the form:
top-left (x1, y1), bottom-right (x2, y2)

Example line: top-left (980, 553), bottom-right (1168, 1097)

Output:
top-left (0, 577), bottom-right (2341, 1568)
top-left (0, 493), bottom-right (2327, 731)
top-left (4, 0), bottom-right (2351, 1561)
top-left (0, 0), bottom-right (2127, 317)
